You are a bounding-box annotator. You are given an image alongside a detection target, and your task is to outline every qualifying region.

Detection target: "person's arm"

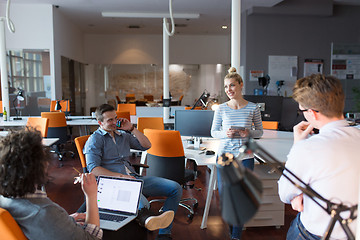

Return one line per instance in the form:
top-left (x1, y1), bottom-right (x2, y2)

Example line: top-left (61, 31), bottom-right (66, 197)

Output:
top-left (211, 106), bottom-right (227, 139)
top-left (118, 118), bottom-right (151, 149)
top-left (81, 173), bottom-right (100, 226)
top-left (91, 166), bottom-right (135, 179)
top-left (250, 106), bottom-right (263, 138)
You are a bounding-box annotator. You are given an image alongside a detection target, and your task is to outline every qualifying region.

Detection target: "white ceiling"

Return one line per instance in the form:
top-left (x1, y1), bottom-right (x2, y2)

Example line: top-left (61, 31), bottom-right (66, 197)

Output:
top-left (1, 0), bottom-right (359, 35)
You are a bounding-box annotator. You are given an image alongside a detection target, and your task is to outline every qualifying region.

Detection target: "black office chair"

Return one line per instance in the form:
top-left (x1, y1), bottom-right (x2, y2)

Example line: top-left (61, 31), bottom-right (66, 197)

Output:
top-left (41, 112), bottom-right (74, 166)
top-left (144, 129), bottom-right (199, 220)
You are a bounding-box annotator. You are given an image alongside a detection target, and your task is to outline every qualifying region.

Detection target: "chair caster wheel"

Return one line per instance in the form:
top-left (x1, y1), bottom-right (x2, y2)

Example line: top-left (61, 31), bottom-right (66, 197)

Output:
top-left (187, 214), bottom-right (194, 220)
top-left (193, 202), bottom-right (198, 209)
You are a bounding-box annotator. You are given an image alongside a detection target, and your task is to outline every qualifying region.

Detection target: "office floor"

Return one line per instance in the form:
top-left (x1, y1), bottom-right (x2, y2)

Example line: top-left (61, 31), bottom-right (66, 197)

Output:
top-left (45, 143), bottom-right (297, 240)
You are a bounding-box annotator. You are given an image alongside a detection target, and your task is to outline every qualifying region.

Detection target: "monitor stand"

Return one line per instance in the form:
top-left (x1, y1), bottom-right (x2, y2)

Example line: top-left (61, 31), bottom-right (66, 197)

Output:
top-left (186, 137), bottom-right (206, 150)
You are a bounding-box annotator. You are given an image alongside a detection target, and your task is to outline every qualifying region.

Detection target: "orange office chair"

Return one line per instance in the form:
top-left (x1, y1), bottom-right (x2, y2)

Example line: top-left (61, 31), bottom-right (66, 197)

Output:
top-left (41, 112), bottom-right (74, 165)
top-left (0, 208), bottom-right (27, 240)
top-left (144, 94), bottom-right (154, 102)
top-left (74, 135), bottom-right (91, 173)
top-left (262, 121), bottom-right (279, 130)
top-left (125, 93), bottom-right (136, 103)
top-left (185, 106), bottom-right (203, 110)
top-left (50, 100), bottom-right (70, 113)
top-left (117, 103), bottom-right (136, 115)
top-left (144, 129), bottom-right (198, 219)
top-left (137, 117), bottom-right (164, 134)
top-left (116, 111), bottom-right (131, 121)
top-left (0, 101), bottom-right (2, 113)
top-left (26, 117), bottom-right (49, 137)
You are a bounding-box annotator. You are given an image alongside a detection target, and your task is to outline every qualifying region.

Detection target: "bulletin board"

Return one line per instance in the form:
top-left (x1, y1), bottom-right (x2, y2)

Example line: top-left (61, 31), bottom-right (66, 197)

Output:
top-left (331, 43), bottom-right (360, 79)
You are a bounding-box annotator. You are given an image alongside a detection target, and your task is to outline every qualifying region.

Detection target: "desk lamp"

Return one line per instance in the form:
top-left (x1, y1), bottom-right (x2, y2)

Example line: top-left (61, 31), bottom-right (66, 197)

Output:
top-left (191, 90), bottom-right (210, 110)
top-left (13, 88), bottom-right (24, 120)
top-left (218, 138), bottom-right (357, 240)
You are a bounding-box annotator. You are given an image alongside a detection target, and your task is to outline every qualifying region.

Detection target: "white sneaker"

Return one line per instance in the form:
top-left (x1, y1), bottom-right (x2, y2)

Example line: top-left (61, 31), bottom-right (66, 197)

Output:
top-left (144, 210), bottom-right (175, 231)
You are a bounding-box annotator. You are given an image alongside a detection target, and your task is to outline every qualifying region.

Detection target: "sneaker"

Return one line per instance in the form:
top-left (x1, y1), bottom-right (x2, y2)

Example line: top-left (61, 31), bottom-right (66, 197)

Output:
top-left (155, 234), bottom-right (173, 240)
top-left (137, 208), bottom-right (174, 231)
top-left (145, 211), bottom-right (174, 231)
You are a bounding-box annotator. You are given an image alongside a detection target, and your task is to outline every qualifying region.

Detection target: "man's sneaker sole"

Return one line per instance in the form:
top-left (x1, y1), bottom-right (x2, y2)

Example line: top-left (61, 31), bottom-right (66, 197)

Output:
top-left (145, 210), bottom-right (175, 231)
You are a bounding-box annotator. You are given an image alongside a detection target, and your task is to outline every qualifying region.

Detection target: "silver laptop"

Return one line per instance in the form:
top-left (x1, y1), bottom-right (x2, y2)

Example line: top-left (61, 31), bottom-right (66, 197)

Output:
top-left (97, 175), bottom-right (143, 231)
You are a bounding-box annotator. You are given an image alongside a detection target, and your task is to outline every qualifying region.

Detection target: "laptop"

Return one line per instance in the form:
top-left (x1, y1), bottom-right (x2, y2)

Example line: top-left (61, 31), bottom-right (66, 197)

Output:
top-left (97, 175), bottom-right (143, 231)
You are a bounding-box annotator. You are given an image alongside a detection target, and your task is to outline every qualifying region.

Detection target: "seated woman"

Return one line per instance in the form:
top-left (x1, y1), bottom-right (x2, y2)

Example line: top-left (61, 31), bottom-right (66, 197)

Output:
top-left (0, 128), bottom-right (102, 240)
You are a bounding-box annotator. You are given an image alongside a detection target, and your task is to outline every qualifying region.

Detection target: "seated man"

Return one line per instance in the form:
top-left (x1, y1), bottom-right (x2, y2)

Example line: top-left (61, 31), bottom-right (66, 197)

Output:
top-left (0, 129), bottom-right (102, 240)
top-left (84, 104), bottom-right (182, 240)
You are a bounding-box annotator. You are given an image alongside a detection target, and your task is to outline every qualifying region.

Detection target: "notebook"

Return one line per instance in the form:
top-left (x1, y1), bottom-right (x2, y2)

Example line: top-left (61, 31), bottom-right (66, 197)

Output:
top-left (97, 175), bottom-right (143, 231)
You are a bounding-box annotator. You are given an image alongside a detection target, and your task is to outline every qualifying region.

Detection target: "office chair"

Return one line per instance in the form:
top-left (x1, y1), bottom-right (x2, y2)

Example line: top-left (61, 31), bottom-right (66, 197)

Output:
top-left (41, 112), bottom-right (74, 166)
top-left (0, 208), bottom-right (27, 240)
top-left (137, 117), bottom-right (164, 134)
top-left (125, 93), bottom-right (136, 103)
top-left (262, 121), bottom-right (279, 130)
top-left (26, 117), bottom-right (49, 137)
top-left (144, 94), bottom-right (154, 102)
top-left (116, 111), bottom-right (131, 121)
top-left (117, 103), bottom-right (136, 115)
top-left (0, 101), bottom-right (2, 113)
top-left (74, 135), bottom-right (148, 174)
top-left (144, 129), bottom-right (198, 219)
top-left (50, 100), bottom-right (70, 114)
top-left (185, 106), bottom-right (203, 110)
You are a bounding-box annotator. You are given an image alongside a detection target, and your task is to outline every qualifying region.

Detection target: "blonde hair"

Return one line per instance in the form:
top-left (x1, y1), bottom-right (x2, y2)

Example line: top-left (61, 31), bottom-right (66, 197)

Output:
top-left (224, 67), bottom-right (243, 84)
top-left (293, 74), bottom-right (344, 118)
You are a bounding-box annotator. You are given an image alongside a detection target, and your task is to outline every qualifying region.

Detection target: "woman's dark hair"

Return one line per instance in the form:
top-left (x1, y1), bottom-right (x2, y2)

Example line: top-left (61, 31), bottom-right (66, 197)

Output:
top-left (95, 104), bottom-right (115, 122)
top-left (0, 128), bottom-right (49, 197)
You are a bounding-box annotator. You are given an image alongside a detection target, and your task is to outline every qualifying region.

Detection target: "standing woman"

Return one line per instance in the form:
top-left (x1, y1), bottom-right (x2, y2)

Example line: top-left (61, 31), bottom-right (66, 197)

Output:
top-left (211, 67), bottom-right (263, 240)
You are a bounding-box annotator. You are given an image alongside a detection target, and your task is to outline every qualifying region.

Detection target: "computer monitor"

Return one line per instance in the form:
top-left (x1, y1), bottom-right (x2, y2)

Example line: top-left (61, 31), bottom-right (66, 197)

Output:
top-left (174, 110), bottom-right (214, 149)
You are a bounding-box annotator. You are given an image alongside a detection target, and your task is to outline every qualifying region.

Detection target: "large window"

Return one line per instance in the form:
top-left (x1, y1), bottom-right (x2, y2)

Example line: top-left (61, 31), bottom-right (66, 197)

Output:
top-left (6, 49), bottom-right (50, 116)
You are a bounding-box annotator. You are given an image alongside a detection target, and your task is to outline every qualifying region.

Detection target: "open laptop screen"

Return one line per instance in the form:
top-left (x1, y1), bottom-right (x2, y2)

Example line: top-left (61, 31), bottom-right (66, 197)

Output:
top-left (97, 176), bottom-right (143, 214)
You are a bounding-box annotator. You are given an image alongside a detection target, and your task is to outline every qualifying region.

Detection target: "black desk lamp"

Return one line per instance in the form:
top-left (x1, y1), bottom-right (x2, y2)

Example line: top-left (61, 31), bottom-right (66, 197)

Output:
top-left (191, 90), bottom-right (210, 110)
top-left (13, 88), bottom-right (25, 120)
top-left (217, 138), bottom-right (357, 240)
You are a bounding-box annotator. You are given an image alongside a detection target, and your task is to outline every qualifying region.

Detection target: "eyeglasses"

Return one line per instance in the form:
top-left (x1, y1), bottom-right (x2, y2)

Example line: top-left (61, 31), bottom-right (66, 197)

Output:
top-left (297, 109), bottom-right (319, 115)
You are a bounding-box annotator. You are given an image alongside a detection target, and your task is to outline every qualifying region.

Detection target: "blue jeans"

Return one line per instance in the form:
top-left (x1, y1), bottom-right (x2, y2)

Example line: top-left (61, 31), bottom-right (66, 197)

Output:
top-left (217, 158), bottom-right (254, 240)
top-left (287, 213), bottom-right (321, 240)
top-left (136, 175), bottom-right (182, 235)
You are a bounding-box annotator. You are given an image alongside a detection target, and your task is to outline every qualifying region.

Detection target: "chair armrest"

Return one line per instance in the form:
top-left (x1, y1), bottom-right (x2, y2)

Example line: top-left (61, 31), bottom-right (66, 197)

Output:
top-left (132, 163), bottom-right (149, 175)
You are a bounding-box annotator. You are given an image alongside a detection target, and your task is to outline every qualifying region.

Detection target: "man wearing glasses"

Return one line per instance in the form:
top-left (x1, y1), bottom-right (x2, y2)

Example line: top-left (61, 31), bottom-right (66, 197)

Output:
top-left (278, 74), bottom-right (360, 240)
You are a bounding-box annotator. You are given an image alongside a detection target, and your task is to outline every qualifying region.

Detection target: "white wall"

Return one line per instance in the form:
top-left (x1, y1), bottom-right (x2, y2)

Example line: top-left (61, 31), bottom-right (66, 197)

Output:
top-left (84, 34), bottom-right (230, 64)
top-left (53, 7), bottom-right (84, 99)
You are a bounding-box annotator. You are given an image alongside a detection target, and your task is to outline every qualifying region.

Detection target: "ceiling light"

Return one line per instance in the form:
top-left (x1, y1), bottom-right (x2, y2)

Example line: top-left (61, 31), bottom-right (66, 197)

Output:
top-left (222, 25), bottom-right (228, 29)
top-left (102, 12), bottom-right (200, 19)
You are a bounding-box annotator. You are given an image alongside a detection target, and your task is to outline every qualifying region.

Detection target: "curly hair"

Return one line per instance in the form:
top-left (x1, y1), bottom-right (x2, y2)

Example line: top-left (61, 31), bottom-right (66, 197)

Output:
top-left (95, 104), bottom-right (115, 122)
top-left (224, 67), bottom-right (243, 84)
top-left (293, 74), bottom-right (344, 118)
top-left (0, 128), bottom-right (49, 197)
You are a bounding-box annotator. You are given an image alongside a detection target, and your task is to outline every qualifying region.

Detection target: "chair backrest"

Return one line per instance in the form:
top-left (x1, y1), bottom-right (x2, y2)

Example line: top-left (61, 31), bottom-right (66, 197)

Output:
top-left (144, 129), bottom-right (185, 183)
top-left (116, 96), bottom-right (121, 103)
top-left (137, 117), bottom-right (164, 134)
top-left (0, 100), bottom-right (2, 113)
top-left (262, 121), bottom-right (279, 130)
top-left (116, 111), bottom-right (131, 121)
top-left (144, 129), bottom-right (185, 184)
top-left (26, 117), bottom-right (49, 137)
top-left (0, 208), bottom-right (27, 240)
top-left (185, 106), bottom-right (203, 110)
top-left (74, 135), bottom-right (90, 173)
top-left (50, 100), bottom-right (70, 112)
top-left (41, 112), bottom-right (67, 143)
top-left (117, 103), bottom-right (136, 115)
top-left (126, 93), bottom-right (136, 103)
top-left (144, 94), bottom-right (154, 101)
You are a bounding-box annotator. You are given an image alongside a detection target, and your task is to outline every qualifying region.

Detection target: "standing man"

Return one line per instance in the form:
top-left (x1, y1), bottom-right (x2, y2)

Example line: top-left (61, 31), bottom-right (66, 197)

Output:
top-left (84, 104), bottom-right (182, 240)
top-left (278, 74), bottom-right (360, 239)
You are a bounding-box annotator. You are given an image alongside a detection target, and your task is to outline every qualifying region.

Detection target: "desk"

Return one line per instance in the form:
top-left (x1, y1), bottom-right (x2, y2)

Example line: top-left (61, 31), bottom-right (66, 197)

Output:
top-left (0, 131), bottom-right (59, 146)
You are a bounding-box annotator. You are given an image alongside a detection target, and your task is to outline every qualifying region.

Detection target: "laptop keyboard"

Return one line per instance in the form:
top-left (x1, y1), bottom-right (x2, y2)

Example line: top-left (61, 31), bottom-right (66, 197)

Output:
top-left (100, 213), bottom-right (127, 222)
